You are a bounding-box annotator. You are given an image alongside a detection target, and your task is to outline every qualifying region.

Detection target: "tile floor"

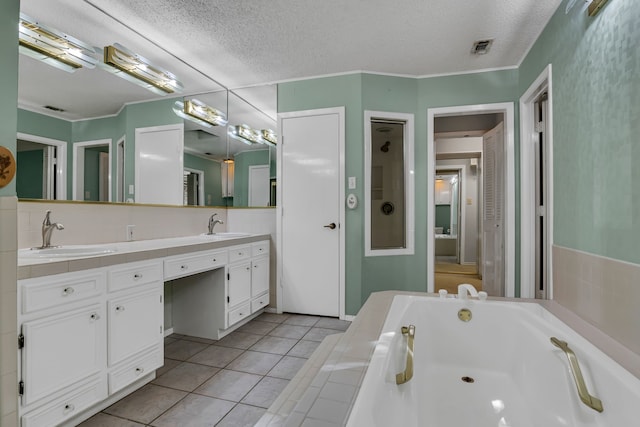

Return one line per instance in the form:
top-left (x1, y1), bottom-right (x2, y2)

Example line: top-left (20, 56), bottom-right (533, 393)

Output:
top-left (78, 312), bottom-right (351, 427)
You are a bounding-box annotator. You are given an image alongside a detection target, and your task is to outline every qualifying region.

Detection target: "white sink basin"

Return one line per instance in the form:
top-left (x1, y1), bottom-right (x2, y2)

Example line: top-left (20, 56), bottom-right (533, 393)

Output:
top-left (19, 245), bottom-right (118, 259)
top-left (200, 232), bottom-right (252, 239)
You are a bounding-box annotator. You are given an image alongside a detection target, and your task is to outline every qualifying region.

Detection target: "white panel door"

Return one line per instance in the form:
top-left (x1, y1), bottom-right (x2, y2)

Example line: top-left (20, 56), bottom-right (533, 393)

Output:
top-left (281, 110), bottom-right (342, 316)
top-left (248, 165), bottom-right (270, 206)
top-left (482, 122), bottom-right (505, 296)
top-left (135, 124), bottom-right (184, 205)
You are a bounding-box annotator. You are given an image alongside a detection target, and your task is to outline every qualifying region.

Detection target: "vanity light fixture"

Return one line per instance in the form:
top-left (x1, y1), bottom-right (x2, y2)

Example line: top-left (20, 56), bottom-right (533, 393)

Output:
top-left (260, 129), bottom-right (277, 146)
top-left (228, 124), bottom-right (261, 145)
top-left (101, 43), bottom-right (183, 95)
top-left (587, 0), bottom-right (609, 16)
top-left (173, 99), bottom-right (228, 127)
top-left (18, 13), bottom-right (99, 72)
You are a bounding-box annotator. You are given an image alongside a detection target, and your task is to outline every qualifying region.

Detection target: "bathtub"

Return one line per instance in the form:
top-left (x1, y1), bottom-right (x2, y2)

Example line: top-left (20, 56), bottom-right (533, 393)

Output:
top-left (346, 295), bottom-right (640, 426)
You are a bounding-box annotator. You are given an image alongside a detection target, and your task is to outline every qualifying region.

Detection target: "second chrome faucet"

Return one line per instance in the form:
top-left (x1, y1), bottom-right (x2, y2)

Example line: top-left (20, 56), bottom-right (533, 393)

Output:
top-left (207, 213), bottom-right (224, 234)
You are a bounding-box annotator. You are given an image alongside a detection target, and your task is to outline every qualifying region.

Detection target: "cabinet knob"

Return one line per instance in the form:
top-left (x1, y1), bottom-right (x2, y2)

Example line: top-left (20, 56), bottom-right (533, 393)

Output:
top-left (135, 367), bottom-right (144, 375)
top-left (246, 266), bottom-right (250, 271)
top-left (90, 313), bottom-right (100, 321)
top-left (238, 252), bottom-right (243, 256)
top-left (133, 273), bottom-right (143, 280)
top-left (63, 403), bottom-right (75, 413)
top-left (212, 258), bottom-right (217, 262)
top-left (116, 305), bottom-right (125, 312)
top-left (180, 265), bottom-right (188, 270)
top-left (62, 287), bottom-right (75, 296)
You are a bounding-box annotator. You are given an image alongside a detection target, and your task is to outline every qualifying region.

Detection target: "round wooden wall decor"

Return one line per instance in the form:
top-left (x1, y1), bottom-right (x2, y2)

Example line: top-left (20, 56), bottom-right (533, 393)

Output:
top-left (0, 146), bottom-right (17, 188)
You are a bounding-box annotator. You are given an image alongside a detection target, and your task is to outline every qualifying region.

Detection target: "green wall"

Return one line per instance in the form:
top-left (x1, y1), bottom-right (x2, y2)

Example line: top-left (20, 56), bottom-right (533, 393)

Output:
top-left (278, 0), bottom-right (639, 313)
top-left (520, 0), bottom-right (640, 264)
top-left (435, 205), bottom-right (451, 232)
top-left (1, 0), bottom-right (21, 198)
top-left (278, 70), bottom-right (519, 314)
top-left (184, 153), bottom-right (224, 206)
top-left (16, 150), bottom-right (44, 198)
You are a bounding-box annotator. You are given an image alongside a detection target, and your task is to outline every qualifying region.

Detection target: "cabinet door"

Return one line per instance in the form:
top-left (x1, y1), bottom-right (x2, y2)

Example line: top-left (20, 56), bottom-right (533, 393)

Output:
top-left (227, 262), bottom-right (251, 308)
top-left (21, 304), bottom-right (105, 406)
top-left (108, 285), bottom-right (162, 366)
top-left (252, 257), bottom-right (269, 297)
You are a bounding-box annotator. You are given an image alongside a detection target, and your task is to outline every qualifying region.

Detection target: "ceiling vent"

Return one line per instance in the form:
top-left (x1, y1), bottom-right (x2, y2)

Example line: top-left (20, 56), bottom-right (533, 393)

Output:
top-left (43, 105), bottom-right (65, 112)
top-left (471, 39), bottom-right (494, 55)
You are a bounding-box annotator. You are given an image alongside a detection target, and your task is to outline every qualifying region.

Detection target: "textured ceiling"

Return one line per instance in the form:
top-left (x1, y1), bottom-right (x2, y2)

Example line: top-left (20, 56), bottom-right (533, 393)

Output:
top-left (18, 0), bottom-right (563, 121)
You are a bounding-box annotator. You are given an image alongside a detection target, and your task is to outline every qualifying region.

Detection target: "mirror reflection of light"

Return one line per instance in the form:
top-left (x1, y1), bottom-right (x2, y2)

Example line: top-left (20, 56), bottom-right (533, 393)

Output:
top-left (498, 416), bottom-right (512, 427)
top-left (491, 399), bottom-right (504, 414)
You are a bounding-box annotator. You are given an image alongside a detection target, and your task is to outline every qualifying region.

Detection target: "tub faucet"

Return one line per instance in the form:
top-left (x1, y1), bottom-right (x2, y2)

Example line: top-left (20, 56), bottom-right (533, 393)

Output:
top-left (207, 213), bottom-right (224, 234)
top-left (39, 210), bottom-right (64, 249)
top-left (458, 284), bottom-right (479, 299)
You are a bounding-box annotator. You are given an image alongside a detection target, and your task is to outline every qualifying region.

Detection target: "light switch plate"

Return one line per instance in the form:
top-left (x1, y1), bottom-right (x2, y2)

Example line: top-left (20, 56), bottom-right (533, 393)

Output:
top-left (348, 176), bottom-right (356, 189)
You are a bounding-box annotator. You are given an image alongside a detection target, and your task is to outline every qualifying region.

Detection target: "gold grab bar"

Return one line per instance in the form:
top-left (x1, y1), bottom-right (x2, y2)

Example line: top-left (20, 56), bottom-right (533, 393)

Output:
top-left (396, 325), bottom-right (415, 385)
top-left (550, 337), bottom-right (604, 412)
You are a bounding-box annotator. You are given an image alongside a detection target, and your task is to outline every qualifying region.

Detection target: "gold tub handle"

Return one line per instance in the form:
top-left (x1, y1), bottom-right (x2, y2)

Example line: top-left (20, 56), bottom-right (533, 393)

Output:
top-left (550, 337), bottom-right (604, 412)
top-left (396, 325), bottom-right (415, 385)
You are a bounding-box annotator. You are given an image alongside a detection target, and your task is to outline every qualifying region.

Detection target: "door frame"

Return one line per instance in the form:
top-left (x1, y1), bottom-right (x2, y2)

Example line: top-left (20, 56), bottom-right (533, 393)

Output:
top-left (435, 165), bottom-right (466, 263)
top-left (520, 65), bottom-right (554, 299)
top-left (17, 132), bottom-right (67, 200)
top-left (183, 167), bottom-right (205, 206)
top-left (427, 102), bottom-right (515, 296)
top-left (72, 139), bottom-right (112, 202)
top-left (276, 107), bottom-right (346, 319)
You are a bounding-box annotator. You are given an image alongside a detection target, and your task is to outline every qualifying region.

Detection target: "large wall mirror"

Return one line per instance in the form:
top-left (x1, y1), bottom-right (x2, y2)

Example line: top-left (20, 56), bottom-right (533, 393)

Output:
top-left (15, 0), bottom-right (277, 207)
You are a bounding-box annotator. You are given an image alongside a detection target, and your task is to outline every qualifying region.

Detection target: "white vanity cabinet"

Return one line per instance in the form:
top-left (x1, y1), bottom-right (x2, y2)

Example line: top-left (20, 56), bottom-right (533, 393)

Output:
top-left (227, 245), bottom-right (252, 316)
top-left (106, 260), bottom-right (164, 394)
top-left (226, 241), bottom-right (270, 326)
top-left (18, 261), bottom-right (164, 427)
top-left (18, 271), bottom-right (108, 427)
top-left (250, 241), bottom-right (270, 311)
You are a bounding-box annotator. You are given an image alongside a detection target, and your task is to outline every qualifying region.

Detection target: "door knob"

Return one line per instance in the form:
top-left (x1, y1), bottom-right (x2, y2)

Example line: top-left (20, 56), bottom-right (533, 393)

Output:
top-left (324, 223), bottom-right (337, 230)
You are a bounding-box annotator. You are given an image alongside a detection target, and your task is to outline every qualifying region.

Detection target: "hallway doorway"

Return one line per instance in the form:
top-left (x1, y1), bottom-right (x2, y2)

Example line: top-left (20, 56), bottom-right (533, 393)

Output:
top-left (427, 103), bottom-right (515, 297)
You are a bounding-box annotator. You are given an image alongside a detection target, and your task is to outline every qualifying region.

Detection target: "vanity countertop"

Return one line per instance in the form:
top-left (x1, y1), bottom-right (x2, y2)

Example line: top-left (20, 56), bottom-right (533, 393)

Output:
top-left (18, 233), bottom-right (271, 280)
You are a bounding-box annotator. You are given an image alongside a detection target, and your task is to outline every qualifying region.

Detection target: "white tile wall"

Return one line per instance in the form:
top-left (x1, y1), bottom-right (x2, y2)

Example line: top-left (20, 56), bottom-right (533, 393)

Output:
top-left (17, 201), bottom-right (227, 248)
top-left (553, 245), bottom-right (640, 357)
top-left (0, 196), bottom-right (18, 426)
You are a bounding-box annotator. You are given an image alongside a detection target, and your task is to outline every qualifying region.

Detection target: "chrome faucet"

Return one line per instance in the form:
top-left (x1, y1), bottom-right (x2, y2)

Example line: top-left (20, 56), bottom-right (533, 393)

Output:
top-left (207, 213), bottom-right (224, 234)
top-left (39, 210), bottom-right (64, 249)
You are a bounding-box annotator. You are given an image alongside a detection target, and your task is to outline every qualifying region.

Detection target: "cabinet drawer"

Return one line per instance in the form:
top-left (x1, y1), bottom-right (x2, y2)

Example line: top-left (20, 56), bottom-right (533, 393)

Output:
top-left (22, 374), bottom-right (107, 427)
top-left (251, 240), bottom-right (270, 257)
top-left (108, 261), bottom-right (163, 293)
top-left (228, 302), bottom-right (251, 326)
top-left (228, 245), bottom-right (251, 263)
top-left (21, 271), bottom-right (105, 315)
top-left (164, 250), bottom-right (227, 280)
top-left (109, 348), bottom-right (162, 394)
top-left (251, 293), bottom-right (269, 313)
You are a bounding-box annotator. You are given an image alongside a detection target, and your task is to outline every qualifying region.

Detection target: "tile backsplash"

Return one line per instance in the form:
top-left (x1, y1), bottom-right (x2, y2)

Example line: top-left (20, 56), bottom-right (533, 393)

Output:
top-left (18, 201), bottom-right (227, 249)
top-left (553, 245), bottom-right (640, 357)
